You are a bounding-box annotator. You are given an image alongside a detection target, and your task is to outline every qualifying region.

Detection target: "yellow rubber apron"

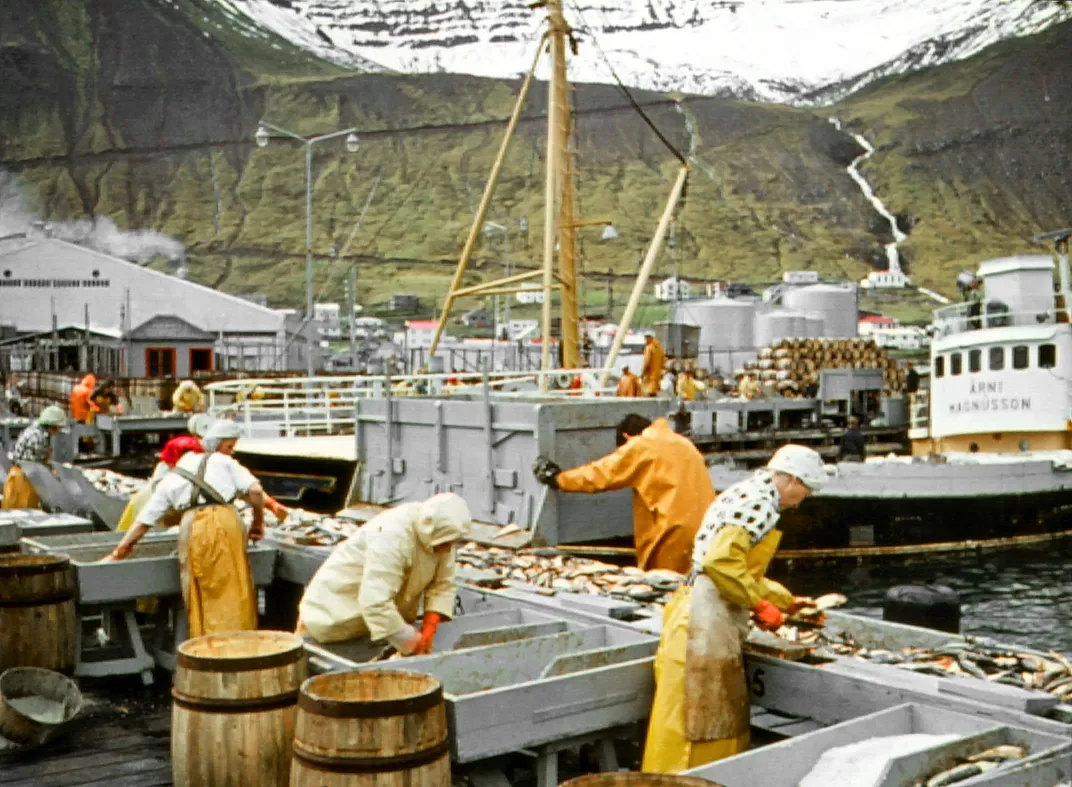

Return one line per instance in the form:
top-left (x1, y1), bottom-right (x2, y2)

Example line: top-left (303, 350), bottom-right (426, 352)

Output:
top-left (174, 456), bottom-right (257, 639)
top-left (1, 465), bottom-right (41, 510)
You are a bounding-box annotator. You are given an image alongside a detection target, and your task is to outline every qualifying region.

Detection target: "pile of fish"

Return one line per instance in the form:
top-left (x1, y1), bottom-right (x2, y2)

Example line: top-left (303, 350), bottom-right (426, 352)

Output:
top-left (457, 545), bottom-right (685, 605)
top-left (0, 416), bottom-right (29, 427)
top-left (825, 634), bottom-right (1072, 700)
top-left (916, 745), bottom-right (1026, 787)
top-left (79, 467), bottom-right (147, 497)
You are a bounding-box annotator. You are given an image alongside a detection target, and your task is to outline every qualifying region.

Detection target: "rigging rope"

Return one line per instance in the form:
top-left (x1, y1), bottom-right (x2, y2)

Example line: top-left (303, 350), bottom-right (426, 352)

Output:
top-left (568, 1), bottom-right (689, 167)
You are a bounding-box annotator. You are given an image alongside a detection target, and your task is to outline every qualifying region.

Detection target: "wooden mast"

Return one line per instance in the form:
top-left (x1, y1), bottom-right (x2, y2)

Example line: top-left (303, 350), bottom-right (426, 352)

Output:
top-left (548, 0), bottom-right (580, 371)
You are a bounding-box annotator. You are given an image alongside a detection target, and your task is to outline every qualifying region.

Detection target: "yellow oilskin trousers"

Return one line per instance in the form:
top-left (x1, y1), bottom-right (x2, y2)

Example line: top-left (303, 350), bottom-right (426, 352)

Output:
top-left (642, 527), bottom-right (793, 773)
top-left (1, 466), bottom-right (40, 510)
top-left (178, 505), bottom-right (257, 639)
top-left (642, 587), bottom-right (749, 773)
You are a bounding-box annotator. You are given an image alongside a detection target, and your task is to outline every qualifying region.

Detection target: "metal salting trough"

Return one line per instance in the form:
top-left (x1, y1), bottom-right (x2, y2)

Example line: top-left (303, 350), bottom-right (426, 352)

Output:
top-left (306, 587), bottom-right (659, 764)
top-left (0, 509), bottom-right (95, 538)
top-left (23, 531), bottom-right (277, 604)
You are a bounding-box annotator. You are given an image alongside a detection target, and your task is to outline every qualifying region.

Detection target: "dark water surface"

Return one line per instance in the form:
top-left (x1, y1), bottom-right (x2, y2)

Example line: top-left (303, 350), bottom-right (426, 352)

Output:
top-left (784, 541), bottom-right (1072, 655)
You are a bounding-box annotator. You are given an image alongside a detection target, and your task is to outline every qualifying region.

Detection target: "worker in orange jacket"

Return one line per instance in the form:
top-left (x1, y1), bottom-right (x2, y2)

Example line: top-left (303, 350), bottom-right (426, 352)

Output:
top-left (533, 414), bottom-right (716, 574)
top-left (70, 374), bottom-right (99, 424)
top-left (642, 335), bottom-right (665, 397)
top-left (616, 367), bottom-right (642, 397)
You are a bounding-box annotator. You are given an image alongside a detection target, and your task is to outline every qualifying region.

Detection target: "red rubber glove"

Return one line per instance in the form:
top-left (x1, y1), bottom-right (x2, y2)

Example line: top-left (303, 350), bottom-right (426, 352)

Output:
top-left (414, 612), bottom-right (443, 655)
top-left (752, 599), bottom-right (785, 632)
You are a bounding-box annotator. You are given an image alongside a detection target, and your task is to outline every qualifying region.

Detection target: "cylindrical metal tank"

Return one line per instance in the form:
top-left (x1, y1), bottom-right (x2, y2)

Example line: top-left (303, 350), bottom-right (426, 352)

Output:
top-left (672, 298), bottom-right (755, 352)
top-left (783, 283), bottom-right (859, 338)
top-left (754, 311), bottom-right (809, 347)
top-left (802, 315), bottom-right (825, 338)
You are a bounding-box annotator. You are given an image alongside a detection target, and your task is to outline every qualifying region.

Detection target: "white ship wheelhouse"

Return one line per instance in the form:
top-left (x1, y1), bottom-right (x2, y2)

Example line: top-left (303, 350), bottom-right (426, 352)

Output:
top-left (915, 254), bottom-right (1072, 454)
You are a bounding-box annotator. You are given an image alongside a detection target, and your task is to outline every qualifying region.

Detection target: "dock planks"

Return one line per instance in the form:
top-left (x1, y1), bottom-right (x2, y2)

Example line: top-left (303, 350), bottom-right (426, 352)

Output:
top-left (0, 680), bottom-right (172, 787)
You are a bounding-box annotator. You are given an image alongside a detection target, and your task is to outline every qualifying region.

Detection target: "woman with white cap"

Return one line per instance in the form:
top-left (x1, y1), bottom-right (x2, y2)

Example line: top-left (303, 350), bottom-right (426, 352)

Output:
top-left (643, 444), bottom-right (828, 773)
top-left (298, 493), bottom-right (471, 655)
top-left (104, 419), bottom-right (266, 638)
top-left (2, 406), bottom-right (66, 510)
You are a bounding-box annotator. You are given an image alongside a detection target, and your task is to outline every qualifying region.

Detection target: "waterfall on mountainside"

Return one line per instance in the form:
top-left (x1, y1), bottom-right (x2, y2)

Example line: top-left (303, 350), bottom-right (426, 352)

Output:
top-left (828, 117), bottom-right (905, 274)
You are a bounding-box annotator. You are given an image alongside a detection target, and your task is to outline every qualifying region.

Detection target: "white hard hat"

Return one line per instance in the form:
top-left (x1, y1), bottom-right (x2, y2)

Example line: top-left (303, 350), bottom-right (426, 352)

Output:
top-left (767, 444), bottom-right (828, 491)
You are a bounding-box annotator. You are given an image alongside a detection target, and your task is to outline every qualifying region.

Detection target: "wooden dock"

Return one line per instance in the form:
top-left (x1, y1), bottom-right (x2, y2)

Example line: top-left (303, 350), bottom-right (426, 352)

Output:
top-left (0, 680), bottom-right (172, 787)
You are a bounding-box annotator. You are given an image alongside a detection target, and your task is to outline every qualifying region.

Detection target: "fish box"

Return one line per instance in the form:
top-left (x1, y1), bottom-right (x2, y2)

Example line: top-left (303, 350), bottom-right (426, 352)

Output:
top-left (308, 609), bottom-right (658, 763)
top-left (0, 510), bottom-right (94, 538)
top-left (24, 531), bottom-right (277, 604)
top-left (685, 703), bottom-right (1067, 787)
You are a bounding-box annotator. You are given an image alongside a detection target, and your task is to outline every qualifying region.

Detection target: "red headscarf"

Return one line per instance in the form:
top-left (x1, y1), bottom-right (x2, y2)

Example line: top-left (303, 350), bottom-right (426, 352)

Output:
top-left (160, 435), bottom-right (204, 468)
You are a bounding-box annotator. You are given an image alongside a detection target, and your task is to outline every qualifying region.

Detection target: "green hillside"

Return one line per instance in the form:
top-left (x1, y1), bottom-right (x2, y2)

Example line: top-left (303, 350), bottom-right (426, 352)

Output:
top-left (2, 1), bottom-right (1069, 322)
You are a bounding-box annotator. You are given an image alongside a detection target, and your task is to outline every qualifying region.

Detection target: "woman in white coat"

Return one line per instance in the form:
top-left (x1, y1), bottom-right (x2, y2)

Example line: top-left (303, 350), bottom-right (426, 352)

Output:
top-left (298, 493), bottom-right (471, 655)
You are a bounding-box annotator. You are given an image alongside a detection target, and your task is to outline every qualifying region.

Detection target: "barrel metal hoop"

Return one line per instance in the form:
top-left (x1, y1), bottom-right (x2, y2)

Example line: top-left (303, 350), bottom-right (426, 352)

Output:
top-left (0, 589), bottom-right (76, 608)
top-left (171, 688), bottom-right (299, 714)
top-left (176, 645), bottom-right (305, 673)
top-left (299, 684), bottom-right (443, 719)
top-left (293, 738), bottom-right (450, 774)
top-left (0, 558), bottom-right (71, 577)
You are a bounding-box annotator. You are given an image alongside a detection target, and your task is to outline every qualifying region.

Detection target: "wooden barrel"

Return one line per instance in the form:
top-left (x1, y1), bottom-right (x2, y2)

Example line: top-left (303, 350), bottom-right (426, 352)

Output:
top-left (561, 774), bottom-right (724, 786)
top-left (172, 630), bottom-right (307, 787)
top-left (0, 555), bottom-right (76, 674)
top-left (290, 670), bottom-right (449, 787)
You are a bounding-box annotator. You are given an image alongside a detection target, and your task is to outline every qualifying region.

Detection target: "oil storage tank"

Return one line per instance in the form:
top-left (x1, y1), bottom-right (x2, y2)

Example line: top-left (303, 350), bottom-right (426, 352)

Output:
top-left (672, 298), bottom-right (756, 352)
top-left (754, 311), bottom-right (808, 347)
top-left (782, 283), bottom-right (858, 338)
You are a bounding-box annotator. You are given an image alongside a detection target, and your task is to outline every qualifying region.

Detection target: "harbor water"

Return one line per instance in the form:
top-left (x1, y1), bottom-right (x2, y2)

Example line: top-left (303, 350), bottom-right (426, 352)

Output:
top-left (789, 540), bottom-right (1072, 655)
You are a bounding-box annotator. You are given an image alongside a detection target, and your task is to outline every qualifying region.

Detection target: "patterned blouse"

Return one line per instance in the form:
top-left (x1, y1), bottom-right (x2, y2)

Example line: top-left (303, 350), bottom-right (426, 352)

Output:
top-left (11, 423), bottom-right (52, 466)
top-left (691, 469), bottom-right (781, 571)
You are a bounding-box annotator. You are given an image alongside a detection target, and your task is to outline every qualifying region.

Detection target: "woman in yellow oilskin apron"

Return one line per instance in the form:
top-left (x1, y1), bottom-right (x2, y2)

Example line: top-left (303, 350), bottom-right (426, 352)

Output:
top-left (102, 420), bottom-right (266, 638)
top-left (642, 444), bottom-right (828, 774)
top-left (2, 406), bottom-right (66, 509)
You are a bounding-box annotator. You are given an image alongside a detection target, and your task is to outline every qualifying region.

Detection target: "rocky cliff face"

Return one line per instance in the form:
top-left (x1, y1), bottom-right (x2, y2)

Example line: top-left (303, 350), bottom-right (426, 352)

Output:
top-left (0, 0), bottom-right (1068, 310)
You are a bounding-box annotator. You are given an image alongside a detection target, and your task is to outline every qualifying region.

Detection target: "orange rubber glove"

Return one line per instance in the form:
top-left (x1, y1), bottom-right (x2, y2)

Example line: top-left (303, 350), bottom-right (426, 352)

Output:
top-left (786, 597), bottom-right (817, 616)
top-left (752, 599), bottom-right (785, 632)
top-left (414, 612), bottom-right (443, 655)
top-left (265, 495), bottom-right (289, 520)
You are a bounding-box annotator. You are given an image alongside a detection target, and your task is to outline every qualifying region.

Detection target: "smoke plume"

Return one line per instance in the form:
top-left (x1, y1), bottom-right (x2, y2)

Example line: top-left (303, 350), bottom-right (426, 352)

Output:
top-left (0, 169), bottom-right (186, 265)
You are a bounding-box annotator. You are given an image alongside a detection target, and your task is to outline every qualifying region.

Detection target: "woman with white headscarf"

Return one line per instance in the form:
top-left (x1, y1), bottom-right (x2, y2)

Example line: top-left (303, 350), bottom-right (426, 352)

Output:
top-left (103, 420), bottom-right (266, 638)
top-left (298, 493), bottom-right (471, 654)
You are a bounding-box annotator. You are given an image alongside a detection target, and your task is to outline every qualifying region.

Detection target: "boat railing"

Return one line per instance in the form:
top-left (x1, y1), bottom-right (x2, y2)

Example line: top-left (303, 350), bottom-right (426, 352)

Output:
top-left (932, 300), bottom-right (1069, 339)
top-left (205, 369), bottom-right (618, 438)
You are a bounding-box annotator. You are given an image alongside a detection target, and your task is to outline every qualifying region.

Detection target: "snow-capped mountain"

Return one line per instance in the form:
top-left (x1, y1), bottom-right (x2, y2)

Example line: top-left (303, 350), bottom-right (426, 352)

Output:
top-left (214, 0), bottom-right (1072, 104)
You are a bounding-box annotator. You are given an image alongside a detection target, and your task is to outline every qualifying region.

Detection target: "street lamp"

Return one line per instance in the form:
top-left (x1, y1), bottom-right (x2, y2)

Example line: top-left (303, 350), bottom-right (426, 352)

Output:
top-left (254, 121), bottom-right (360, 376)
top-left (484, 219), bottom-right (527, 341)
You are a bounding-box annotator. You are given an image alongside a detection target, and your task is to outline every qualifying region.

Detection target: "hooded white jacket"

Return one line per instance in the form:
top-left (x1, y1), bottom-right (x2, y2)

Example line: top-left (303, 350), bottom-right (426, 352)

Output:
top-left (299, 494), bottom-right (471, 644)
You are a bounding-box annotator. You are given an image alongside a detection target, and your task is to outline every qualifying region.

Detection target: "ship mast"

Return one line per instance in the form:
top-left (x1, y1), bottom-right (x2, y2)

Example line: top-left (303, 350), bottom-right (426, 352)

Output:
top-left (430, 0), bottom-right (585, 383)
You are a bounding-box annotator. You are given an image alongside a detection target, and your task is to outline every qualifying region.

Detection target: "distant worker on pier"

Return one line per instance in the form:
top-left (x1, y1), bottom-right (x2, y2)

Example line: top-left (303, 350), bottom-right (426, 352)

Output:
top-left (905, 362), bottom-right (920, 417)
top-left (837, 416), bottom-right (867, 462)
top-left (642, 334), bottom-right (665, 397)
top-left (172, 379), bottom-right (205, 414)
top-left (616, 367), bottom-right (642, 397)
top-left (1, 406), bottom-right (66, 510)
top-left (103, 420), bottom-right (267, 639)
top-left (676, 369), bottom-right (705, 402)
top-left (70, 373), bottom-right (99, 424)
top-left (533, 414), bottom-right (716, 574)
top-left (643, 444), bottom-right (827, 773)
top-left (297, 493), bottom-right (471, 654)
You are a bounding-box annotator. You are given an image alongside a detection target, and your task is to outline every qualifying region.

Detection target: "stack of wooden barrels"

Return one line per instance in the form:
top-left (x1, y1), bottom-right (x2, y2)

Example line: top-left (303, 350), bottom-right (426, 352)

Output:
top-left (744, 338), bottom-right (905, 399)
top-left (172, 631), bottom-right (448, 786)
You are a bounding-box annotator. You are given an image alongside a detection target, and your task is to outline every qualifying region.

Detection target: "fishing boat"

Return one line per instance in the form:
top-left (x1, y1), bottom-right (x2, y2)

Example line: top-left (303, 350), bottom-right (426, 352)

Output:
top-left (711, 229), bottom-right (1072, 560)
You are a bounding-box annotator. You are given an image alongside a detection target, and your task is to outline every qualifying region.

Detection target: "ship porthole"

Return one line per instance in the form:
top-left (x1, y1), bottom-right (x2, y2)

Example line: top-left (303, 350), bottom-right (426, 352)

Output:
top-left (969, 442), bottom-right (980, 453)
top-left (1019, 439), bottom-right (1030, 451)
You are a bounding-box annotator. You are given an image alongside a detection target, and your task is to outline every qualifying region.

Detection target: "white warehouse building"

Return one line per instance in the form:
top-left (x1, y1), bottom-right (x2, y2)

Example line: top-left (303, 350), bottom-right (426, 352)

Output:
top-left (0, 237), bottom-right (314, 375)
